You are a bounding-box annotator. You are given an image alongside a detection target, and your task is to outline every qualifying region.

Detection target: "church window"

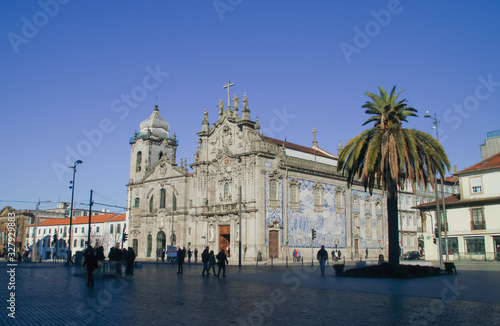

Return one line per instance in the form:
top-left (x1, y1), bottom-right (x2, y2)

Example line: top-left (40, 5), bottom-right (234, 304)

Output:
top-left (134, 197), bottom-right (140, 208)
top-left (353, 213), bottom-right (360, 235)
top-left (80, 239), bottom-right (84, 248)
top-left (289, 180), bottom-right (300, 210)
top-left (136, 151), bottom-right (142, 172)
top-left (268, 178), bottom-right (280, 209)
top-left (149, 195), bottom-right (153, 213)
top-left (224, 182), bottom-right (230, 199)
top-left (74, 239), bottom-right (77, 248)
top-left (160, 189), bottom-right (166, 209)
top-left (147, 234), bottom-right (152, 258)
top-left (172, 194), bottom-right (177, 211)
top-left (313, 182), bottom-right (324, 213)
top-left (366, 214), bottom-right (372, 237)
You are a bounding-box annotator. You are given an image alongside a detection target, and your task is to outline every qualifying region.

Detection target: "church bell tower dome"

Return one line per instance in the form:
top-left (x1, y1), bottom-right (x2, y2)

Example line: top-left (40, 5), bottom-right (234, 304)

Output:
top-left (139, 105), bottom-right (170, 138)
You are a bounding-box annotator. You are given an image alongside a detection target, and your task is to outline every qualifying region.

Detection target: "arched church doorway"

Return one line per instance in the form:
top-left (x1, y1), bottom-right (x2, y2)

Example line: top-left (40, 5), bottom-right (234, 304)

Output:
top-left (157, 231), bottom-right (166, 257)
top-left (219, 225), bottom-right (230, 257)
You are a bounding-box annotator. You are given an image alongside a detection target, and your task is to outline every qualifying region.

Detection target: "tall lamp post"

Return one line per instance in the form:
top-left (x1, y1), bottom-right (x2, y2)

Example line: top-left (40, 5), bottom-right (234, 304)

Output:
top-left (32, 199), bottom-right (51, 261)
top-left (67, 160), bottom-right (83, 264)
top-left (424, 111), bottom-right (449, 264)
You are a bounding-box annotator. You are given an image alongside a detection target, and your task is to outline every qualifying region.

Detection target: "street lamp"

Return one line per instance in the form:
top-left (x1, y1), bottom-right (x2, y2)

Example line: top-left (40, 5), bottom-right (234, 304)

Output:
top-left (32, 199), bottom-right (51, 261)
top-left (424, 111), bottom-right (449, 265)
top-left (67, 160), bottom-right (83, 264)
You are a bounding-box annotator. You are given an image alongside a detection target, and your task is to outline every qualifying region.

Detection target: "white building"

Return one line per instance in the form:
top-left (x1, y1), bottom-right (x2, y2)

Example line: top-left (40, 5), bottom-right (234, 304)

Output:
top-left (417, 152), bottom-right (500, 261)
top-left (26, 213), bottom-right (126, 260)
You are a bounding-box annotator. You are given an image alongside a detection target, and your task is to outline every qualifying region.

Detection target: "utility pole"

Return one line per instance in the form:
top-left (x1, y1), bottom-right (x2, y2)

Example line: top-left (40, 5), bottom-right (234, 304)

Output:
top-left (87, 190), bottom-right (93, 248)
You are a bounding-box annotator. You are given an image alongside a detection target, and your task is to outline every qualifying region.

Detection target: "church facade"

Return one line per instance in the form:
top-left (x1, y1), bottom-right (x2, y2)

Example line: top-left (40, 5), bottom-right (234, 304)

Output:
top-left (126, 93), bottom-right (388, 262)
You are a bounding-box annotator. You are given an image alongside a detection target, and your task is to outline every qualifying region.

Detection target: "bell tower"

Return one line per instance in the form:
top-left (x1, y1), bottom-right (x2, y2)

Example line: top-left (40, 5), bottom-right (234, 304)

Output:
top-left (129, 105), bottom-right (178, 183)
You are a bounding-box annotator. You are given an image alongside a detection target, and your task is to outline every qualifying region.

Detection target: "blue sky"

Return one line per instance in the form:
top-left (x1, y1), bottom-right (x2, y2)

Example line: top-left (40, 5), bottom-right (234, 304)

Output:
top-left (1, 0), bottom-right (500, 212)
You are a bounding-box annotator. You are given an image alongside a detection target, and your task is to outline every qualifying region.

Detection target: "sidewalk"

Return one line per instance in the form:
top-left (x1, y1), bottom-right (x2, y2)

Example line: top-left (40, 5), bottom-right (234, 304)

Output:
top-left (0, 260), bottom-right (499, 325)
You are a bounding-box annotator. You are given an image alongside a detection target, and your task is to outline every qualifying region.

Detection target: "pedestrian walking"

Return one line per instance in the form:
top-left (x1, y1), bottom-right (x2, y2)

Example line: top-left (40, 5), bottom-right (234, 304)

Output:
top-left (201, 246), bottom-right (210, 276)
top-left (177, 247), bottom-right (186, 274)
top-left (297, 251), bottom-right (301, 262)
top-left (365, 248), bottom-right (369, 259)
top-left (161, 249), bottom-right (165, 263)
top-left (188, 248), bottom-right (192, 265)
top-left (194, 248), bottom-right (198, 263)
top-left (338, 250), bottom-right (342, 260)
top-left (331, 249), bottom-right (336, 262)
top-left (216, 249), bottom-right (229, 277)
top-left (293, 249), bottom-right (297, 262)
top-left (208, 250), bottom-right (216, 276)
top-left (317, 245), bottom-right (328, 274)
top-left (83, 248), bottom-right (98, 287)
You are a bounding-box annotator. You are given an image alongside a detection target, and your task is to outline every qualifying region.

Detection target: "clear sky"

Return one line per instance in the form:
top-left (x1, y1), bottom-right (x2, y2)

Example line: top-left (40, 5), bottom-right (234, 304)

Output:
top-left (1, 0), bottom-right (500, 212)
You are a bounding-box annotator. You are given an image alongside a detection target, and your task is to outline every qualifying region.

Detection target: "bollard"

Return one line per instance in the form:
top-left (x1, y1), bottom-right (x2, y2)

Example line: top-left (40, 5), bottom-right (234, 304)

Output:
top-left (286, 255), bottom-right (288, 267)
top-left (271, 256), bottom-right (273, 267)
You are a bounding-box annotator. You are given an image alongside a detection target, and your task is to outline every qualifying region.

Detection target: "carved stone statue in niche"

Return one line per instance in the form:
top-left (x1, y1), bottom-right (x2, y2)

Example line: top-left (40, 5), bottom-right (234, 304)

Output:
top-left (209, 224), bottom-right (215, 241)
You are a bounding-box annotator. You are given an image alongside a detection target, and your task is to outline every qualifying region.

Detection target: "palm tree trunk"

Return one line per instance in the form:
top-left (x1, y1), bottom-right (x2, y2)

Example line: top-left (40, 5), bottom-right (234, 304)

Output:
top-left (387, 176), bottom-right (400, 265)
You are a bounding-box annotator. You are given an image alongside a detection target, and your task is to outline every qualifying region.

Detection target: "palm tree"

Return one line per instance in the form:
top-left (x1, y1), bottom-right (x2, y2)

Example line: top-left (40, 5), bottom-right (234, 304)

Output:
top-left (338, 86), bottom-right (450, 265)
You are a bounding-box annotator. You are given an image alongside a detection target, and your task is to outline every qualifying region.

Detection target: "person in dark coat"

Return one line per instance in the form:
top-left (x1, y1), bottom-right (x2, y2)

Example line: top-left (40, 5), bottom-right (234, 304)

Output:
top-left (216, 249), bottom-right (229, 278)
top-left (194, 248), bottom-right (198, 263)
top-left (208, 250), bottom-right (216, 276)
top-left (177, 247), bottom-right (186, 274)
top-left (187, 248), bottom-right (192, 265)
top-left (83, 249), bottom-right (98, 286)
top-left (317, 245), bottom-right (328, 274)
top-left (126, 247), bottom-right (136, 275)
top-left (201, 246), bottom-right (210, 276)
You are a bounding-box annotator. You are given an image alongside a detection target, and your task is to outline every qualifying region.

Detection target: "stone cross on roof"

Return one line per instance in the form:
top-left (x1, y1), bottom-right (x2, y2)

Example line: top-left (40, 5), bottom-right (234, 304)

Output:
top-left (223, 81), bottom-right (235, 109)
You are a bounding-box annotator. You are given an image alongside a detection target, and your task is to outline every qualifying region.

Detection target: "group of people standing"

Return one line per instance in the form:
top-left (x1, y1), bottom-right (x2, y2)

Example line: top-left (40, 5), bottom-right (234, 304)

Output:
top-left (292, 249), bottom-right (302, 262)
top-left (200, 246), bottom-right (229, 277)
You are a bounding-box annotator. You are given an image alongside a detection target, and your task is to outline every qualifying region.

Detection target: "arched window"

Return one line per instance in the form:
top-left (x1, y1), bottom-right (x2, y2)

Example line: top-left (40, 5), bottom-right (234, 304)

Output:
top-left (160, 189), bottom-right (166, 209)
top-left (149, 195), bottom-right (154, 213)
top-left (147, 234), bottom-right (152, 257)
top-left (136, 151), bottom-right (142, 172)
top-left (224, 182), bottom-right (230, 199)
top-left (134, 197), bottom-right (140, 208)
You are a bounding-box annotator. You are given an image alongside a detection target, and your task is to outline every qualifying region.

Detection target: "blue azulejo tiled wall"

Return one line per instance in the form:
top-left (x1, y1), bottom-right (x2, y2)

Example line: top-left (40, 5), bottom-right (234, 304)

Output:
top-left (286, 178), bottom-right (346, 248)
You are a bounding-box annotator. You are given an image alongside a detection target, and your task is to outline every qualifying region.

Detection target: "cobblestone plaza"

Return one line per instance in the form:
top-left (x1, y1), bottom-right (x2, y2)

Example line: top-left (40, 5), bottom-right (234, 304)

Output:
top-left (1, 261), bottom-right (499, 325)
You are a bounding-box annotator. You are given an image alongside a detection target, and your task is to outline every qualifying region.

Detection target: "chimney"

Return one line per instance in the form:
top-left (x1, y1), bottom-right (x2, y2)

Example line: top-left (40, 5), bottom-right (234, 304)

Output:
top-left (453, 164), bottom-right (458, 174)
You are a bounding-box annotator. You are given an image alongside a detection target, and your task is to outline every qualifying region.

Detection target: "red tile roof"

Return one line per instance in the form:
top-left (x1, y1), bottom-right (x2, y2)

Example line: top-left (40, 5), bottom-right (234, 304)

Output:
top-left (455, 152), bottom-right (500, 175)
top-left (107, 213), bottom-right (126, 222)
top-left (27, 213), bottom-right (122, 227)
top-left (260, 135), bottom-right (337, 159)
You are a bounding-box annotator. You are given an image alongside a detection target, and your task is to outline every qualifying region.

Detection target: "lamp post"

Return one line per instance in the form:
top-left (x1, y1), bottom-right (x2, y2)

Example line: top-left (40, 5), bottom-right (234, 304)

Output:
top-left (67, 160), bottom-right (83, 264)
top-left (424, 111), bottom-right (449, 264)
top-left (165, 183), bottom-right (178, 246)
top-left (32, 199), bottom-right (51, 261)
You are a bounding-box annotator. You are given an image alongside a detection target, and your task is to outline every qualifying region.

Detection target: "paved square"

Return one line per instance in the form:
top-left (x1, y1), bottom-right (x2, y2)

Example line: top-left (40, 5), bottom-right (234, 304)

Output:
top-left (1, 261), bottom-right (499, 325)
